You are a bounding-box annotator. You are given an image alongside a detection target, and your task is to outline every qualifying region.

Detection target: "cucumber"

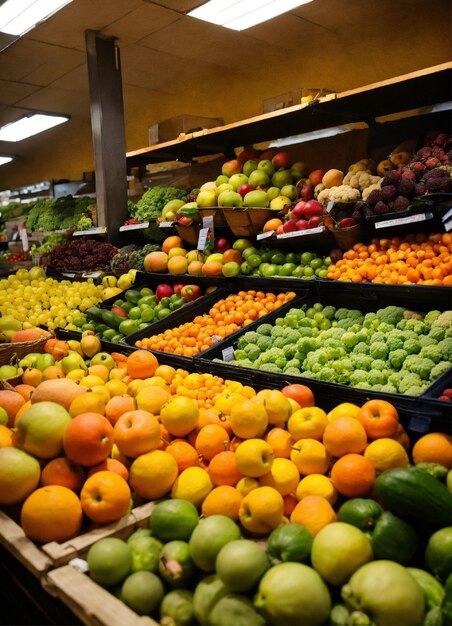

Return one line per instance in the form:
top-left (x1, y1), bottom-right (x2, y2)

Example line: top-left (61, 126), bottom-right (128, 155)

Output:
top-left (375, 467), bottom-right (452, 526)
top-left (442, 573), bottom-right (452, 625)
top-left (407, 568), bottom-right (445, 609)
top-left (371, 511), bottom-right (418, 565)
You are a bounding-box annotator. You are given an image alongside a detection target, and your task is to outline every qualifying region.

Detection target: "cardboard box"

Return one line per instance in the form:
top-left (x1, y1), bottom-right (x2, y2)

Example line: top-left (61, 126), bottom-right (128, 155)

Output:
top-left (263, 88), bottom-right (335, 113)
top-left (148, 114), bottom-right (223, 145)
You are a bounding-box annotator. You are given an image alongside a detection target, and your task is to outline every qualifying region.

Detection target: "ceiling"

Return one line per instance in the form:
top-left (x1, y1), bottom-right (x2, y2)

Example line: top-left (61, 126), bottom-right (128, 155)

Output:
top-left (0, 0), bottom-right (450, 189)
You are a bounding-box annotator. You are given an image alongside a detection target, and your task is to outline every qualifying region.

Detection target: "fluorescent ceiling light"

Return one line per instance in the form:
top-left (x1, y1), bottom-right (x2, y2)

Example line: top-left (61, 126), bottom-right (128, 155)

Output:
top-left (0, 114), bottom-right (69, 142)
top-left (0, 0), bottom-right (73, 36)
top-left (0, 156), bottom-right (13, 166)
top-left (189, 0), bottom-right (313, 31)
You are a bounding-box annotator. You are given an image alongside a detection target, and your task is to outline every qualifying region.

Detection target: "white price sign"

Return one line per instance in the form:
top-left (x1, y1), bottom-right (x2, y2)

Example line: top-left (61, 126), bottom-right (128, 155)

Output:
top-left (19, 228), bottom-right (29, 252)
top-left (69, 558), bottom-right (89, 573)
top-left (257, 230), bottom-right (274, 240)
top-left (211, 335), bottom-right (222, 344)
top-left (82, 271), bottom-right (102, 279)
top-left (444, 219), bottom-right (452, 233)
top-left (119, 222), bottom-right (149, 231)
top-left (326, 201), bottom-right (335, 214)
top-left (158, 221), bottom-right (174, 228)
top-left (277, 226), bottom-right (324, 239)
top-left (374, 213), bottom-right (432, 229)
top-left (197, 227), bottom-right (210, 251)
top-left (222, 346), bottom-right (235, 362)
top-left (442, 207), bottom-right (452, 223)
top-left (73, 227), bottom-right (107, 236)
top-left (202, 215), bottom-right (215, 233)
top-left (62, 272), bottom-right (76, 278)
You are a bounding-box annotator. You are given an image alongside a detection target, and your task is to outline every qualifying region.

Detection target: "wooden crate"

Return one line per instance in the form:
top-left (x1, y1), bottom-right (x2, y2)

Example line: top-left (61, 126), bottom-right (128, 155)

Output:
top-left (45, 565), bottom-right (159, 626)
top-left (0, 501), bottom-right (156, 579)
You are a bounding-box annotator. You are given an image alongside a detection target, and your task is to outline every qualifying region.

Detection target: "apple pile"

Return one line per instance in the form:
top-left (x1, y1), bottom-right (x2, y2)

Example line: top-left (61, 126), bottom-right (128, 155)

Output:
top-left (279, 199), bottom-right (325, 234)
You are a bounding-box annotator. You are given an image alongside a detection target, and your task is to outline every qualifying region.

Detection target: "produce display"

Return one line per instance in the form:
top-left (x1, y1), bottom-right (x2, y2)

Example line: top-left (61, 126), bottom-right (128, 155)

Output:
top-left (129, 187), bottom-right (190, 222)
top-left (111, 243), bottom-right (162, 272)
top-left (327, 233), bottom-right (452, 285)
top-left (84, 282), bottom-right (207, 341)
top-left (135, 289), bottom-right (296, 356)
top-left (26, 195), bottom-right (95, 232)
top-left (220, 303), bottom-right (452, 395)
top-left (49, 239), bottom-right (118, 273)
top-left (30, 231), bottom-right (68, 259)
top-left (0, 250), bottom-right (31, 264)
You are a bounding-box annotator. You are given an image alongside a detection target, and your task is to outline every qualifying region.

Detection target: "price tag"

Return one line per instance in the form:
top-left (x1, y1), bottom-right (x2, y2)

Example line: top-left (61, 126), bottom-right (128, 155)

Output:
top-left (159, 221), bottom-right (174, 228)
top-left (197, 227), bottom-right (210, 251)
top-left (326, 201), bottom-right (335, 214)
top-left (211, 335), bottom-right (222, 344)
top-left (444, 219), bottom-right (452, 233)
top-left (69, 558), bottom-right (89, 573)
top-left (202, 215), bottom-right (215, 233)
top-left (277, 226), bottom-right (324, 239)
top-left (119, 222), bottom-right (149, 231)
top-left (442, 207), bottom-right (452, 222)
top-left (408, 415), bottom-right (431, 434)
top-left (62, 272), bottom-right (76, 278)
top-left (73, 227), bottom-right (107, 236)
top-left (257, 230), bottom-right (274, 240)
top-left (222, 346), bottom-right (235, 362)
top-left (19, 228), bottom-right (29, 251)
top-left (374, 212), bottom-right (433, 229)
top-left (82, 271), bottom-right (102, 279)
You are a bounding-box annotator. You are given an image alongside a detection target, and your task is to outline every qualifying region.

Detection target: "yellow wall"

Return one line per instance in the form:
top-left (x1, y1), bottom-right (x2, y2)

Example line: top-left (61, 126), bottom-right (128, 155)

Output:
top-left (0, 1), bottom-right (450, 190)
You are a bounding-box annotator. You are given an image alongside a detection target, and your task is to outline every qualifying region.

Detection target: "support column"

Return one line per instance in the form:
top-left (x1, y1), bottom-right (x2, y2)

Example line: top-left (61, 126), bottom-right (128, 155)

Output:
top-left (85, 30), bottom-right (128, 246)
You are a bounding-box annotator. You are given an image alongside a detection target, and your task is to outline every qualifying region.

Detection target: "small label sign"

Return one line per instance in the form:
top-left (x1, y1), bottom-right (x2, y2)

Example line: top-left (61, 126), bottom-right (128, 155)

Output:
top-left (119, 222), bottom-right (149, 231)
top-left (159, 221), bottom-right (174, 228)
top-left (444, 219), bottom-right (452, 233)
top-left (73, 227), bottom-right (106, 236)
top-left (62, 272), bottom-right (76, 278)
top-left (19, 228), bottom-right (29, 252)
top-left (326, 201), bottom-right (335, 214)
top-left (257, 230), bottom-right (274, 240)
top-left (442, 207), bottom-right (452, 223)
top-left (197, 227), bottom-right (210, 251)
top-left (222, 346), bottom-right (235, 361)
top-left (82, 271), bottom-right (102, 279)
top-left (211, 335), bottom-right (222, 344)
top-left (202, 215), bottom-right (215, 233)
top-left (277, 226), bottom-right (324, 239)
top-left (374, 213), bottom-right (432, 229)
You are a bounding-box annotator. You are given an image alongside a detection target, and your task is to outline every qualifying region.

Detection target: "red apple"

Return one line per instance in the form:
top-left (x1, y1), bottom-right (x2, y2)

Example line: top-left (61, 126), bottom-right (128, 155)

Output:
top-left (309, 169), bottom-right (325, 186)
top-left (272, 152), bottom-right (291, 169)
top-left (275, 225), bottom-right (284, 235)
top-left (259, 148), bottom-right (278, 161)
top-left (308, 216), bottom-right (322, 228)
top-left (282, 219), bottom-right (298, 233)
top-left (237, 148), bottom-right (261, 163)
top-left (296, 219), bottom-right (309, 230)
top-left (300, 184), bottom-right (314, 201)
top-left (237, 183), bottom-right (255, 198)
top-left (156, 284), bottom-right (173, 301)
top-left (290, 201), bottom-right (306, 220)
top-left (215, 237), bottom-right (231, 252)
top-left (303, 200), bottom-right (323, 218)
top-left (173, 283), bottom-right (184, 295)
top-left (222, 159), bottom-right (243, 177)
top-left (338, 217), bottom-right (356, 228)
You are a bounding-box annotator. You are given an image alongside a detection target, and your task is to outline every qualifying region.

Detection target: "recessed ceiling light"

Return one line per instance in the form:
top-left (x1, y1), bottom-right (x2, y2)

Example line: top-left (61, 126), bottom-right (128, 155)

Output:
top-left (0, 155), bottom-right (14, 166)
top-left (0, 0), bottom-right (73, 36)
top-left (188, 0), bottom-right (313, 31)
top-left (0, 113), bottom-right (70, 142)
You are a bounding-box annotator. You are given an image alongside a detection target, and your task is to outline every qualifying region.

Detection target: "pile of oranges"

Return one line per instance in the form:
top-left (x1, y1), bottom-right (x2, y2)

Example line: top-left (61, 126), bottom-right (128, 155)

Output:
top-left (1, 343), bottom-right (451, 546)
top-left (135, 290), bottom-right (296, 356)
top-left (327, 232), bottom-right (452, 285)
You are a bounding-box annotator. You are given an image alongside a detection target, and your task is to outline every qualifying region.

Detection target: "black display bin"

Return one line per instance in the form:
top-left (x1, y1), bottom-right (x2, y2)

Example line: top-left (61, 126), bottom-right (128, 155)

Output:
top-left (195, 287), bottom-right (451, 434)
top-left (419, 366), bottom-right (452, 422)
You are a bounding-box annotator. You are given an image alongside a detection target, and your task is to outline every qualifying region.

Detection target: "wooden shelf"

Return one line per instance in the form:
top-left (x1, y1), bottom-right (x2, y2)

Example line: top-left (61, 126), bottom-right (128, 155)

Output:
top-left (126, 62), bottom-right (452, 167)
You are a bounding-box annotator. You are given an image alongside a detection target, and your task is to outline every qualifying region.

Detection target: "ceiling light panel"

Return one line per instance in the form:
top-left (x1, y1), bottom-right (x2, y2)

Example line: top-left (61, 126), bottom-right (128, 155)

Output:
top-left (0, 0), bottom-right (73, 36)
top-left (189, 0), bottom-right (313, 30)
top-left (0, 114), bottom-right (69, 142)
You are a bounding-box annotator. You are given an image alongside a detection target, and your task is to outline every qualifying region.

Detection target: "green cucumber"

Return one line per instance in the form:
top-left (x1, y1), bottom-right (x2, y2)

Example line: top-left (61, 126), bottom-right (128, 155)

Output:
top-left (375, 467), bottom-right (452, 526)
top-left (442, 574), bottom-right (452, 625)
top-left (85, 305), bottom-right (104, 321)
top-left (371, 511), bottom-right (418, 565)
top-left (407, 568), bottom-right (445, 609)
top-left (101, 310), bottom-right (123, 330)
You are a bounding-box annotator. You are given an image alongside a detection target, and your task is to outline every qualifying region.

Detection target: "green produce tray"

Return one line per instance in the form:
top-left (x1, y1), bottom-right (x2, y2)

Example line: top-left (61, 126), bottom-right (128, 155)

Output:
top-left (195, 290), bottom-right (451, 434)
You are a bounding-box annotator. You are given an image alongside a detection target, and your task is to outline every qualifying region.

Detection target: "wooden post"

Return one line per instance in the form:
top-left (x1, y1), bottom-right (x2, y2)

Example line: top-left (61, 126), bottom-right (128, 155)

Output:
top-left (85, 30), bottom-right (128, 245)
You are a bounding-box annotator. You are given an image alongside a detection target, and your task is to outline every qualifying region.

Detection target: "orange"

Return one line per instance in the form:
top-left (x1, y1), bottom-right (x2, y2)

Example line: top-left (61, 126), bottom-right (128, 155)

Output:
top-left (126, 350), bottom-right (158, 379)
top-left (0, 389), bottom-right (25, 427)
top-left (195, 424), bottom-right (230, 461)
top-left (290, 495), bottom-right (336, 537)
top-left (0, 424), bottom-right (13, 447)
top-left (113, 409), bottom-right (160, 458)
top-left (327, 402), bottom-right (360, 422)
top-left (198, 407), bottom-right (233, 436)
top-left (281, 384), bottom-right (315, 408)
top-left (357, 400), bottom-right (399, 440)
top-left (63, 413), bottom-right (114, 467)
top-left (105, 395), bottom-right (136, 426)
top-left (166, 439), bottom-right (200, 473)
top-left (87, 458), bottom-right (129, 481)
top-left (160, 396), bottom-right (199, 437)
top-left (21, 485), bottom-right (83, 543)
top-left (290, 438), bottom-right (330, 475)
top-left (322, 416), bottom-right (368, 457)
top-left (162, 235), bottom-right (183, 254)
top-left (80, 471), bottom-right (131, 524)
top-left (263, 218), bottom-right (283, 232)
top-left (22, 368), bottom-right (43, 387)
top-left (265, 427), bottom-right (294, 459)
top-left (129, 450), bottom-right (178, 500)
top-left (364, 438), bottom-right (409, 473)
top-left (239, 486), bottom-right (284, 535)
top-left (202, 261), bottom-right (223, 277)
top-left (209, 450), bottom-right (244, 486)
top-left (412, 432), bottom-right (452, 469)
top-left (135, 385), bottom-right (171, 415)
top-left (168, 255), bottom-right (188, 275)
top-left (331, 453), bottom-right (376, 497)
top-left (41, 457), bottom-right (85, 492)
top-left (229, 399), bottom-right (268, 439)
top-left (201, 485), bottom-right (243, 520)
top-left (288, 407), bottom-right (328, 441)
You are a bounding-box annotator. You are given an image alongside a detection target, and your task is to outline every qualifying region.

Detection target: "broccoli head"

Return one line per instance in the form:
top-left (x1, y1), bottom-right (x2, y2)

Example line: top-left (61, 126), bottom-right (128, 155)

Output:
top-left (283, 344), bottom-right (297, 360)
top-left (260, 363), bottom-right (283, 373)
top-left (404, 339), bottom-right (422, 355)
top-left (284, 367), bottom-right (302, 375)
top-left (386, 332), bottom-right (405, 352)
top-left (380, 383), bottom-right (398, 394)
top-left (351, 353), bottom-right (373, 370)
top-left (431, 311), bottom-right (452, 330)
top-left (270, 326), bottom-right (285, 338)
top-left (388, 349), bottom-right (408, 370)
top-left (243, 344), bottom-right (261, 361)
top-left (353, 342), bottom-right (370, 355)
top-left (398, 373), bottom-right (423, 394)
top-left (322, 305), bottom-right (336, 320)
top-left (256, 335), bottom-right (272, 352)
top-left (438, 338), bottom-right (452, 361)
top-left (403, 356), bottom-right (436, 380)
top-left (424, 310), bottom-right (441, 326)
top-left (376, 306), bottom-right (406, 326)
top-left (352, 381), bottom-right (373, 390)
top-left (428, 327), bottom-right (445, 342)
top-left (430, 361), bottom-right (452, 381)
top-left (349, 370), bottom-right (368, 385)
top-left (404, 319), bottom-right (428, 334)
top-left (341, 332), bottom-right (359, 350)
top-left (371, 359), bottom-right (387, 372)
top-left (403, 385), bottom-right (426, 396)
top-left (256, 323), bottom-right (273, 336)
top-left (370, 342), bottom-right (389, 360)
top-left (419, 345), bottom-right (443, 364)
top-left (368, 370), bottom-right (387, 386)
top-left (285, 358), bottom-right (301, 370)
top-left (318, 367), bottom-right (336, 382)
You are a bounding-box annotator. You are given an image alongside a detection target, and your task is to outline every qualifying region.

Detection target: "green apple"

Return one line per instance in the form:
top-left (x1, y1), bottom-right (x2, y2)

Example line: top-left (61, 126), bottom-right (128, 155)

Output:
top-left (249, 170), bottom-right (270, 188)
top-left (205, 253), bottom-right (224, 264)
top-left (267, 187), bottom-right (281, 201)
top-left (270, 196), bottom-right (292, 211)
top-left (222, 262), bottom-right (241, 277)
top-left (243, 160), bottom-right (258, 177)
top-left (258, 160), bottom-right (275, 177)
top-left (272, 169), bottom-right (293, 188)
top-left (216, 183), bottom-right (233, 196)
top-left (200, 181), bottom-right (218, 192)
top-left (0, 316), bottom-right (21, 333)
top-left (216, 174), bottom-right (229, 186)
top-left (229, 173), bottom-right (248, 191)
top-left (61, 352), bottom-right (88, 374)
top-left (233, 239), bottom-right (254, 253)
top-left (35, 353), bottom-right (56, 372)
top-left (28, 266), bottom-right (46, 281)
top-left (240, 261), bottom-right (252, 275)
top-left (118, 320), bottom-right (140, 337)
top-left (0, 407), bottom-right (8, 426)
top-left (244, 190), bottom-right (269, 208)
top-left (280, 185), bottom-right (298, 200)
top-left (196, 189), bottom-right (217, 208)
top-left (90, 352), bottom-right (116, 371)
top-left (19, 352), bottom-right (42, 369)
top-left (217, 190), bottom-right (243, 208)
top-left (0, 364), bottom-right (17, 380)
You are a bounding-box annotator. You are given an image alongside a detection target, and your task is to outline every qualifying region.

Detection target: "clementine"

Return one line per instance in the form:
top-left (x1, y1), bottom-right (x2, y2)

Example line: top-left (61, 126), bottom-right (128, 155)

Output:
top-left (87, 458), bottom-right (129, 481)
top-left (330, 453), bottom-right (376, 497)
top-left (201, 485), bottom-right (243, 520)
top-left (80, 471), bottom-right (131, 524)
top-left (126, 350), bottom-right (158, 379)
top-left (105, 395), bottom-right (135, 426)
top-left (412, 432), bottom-right (452, 469)
top-left (21, 485), bottom-right (83, 543)
top-left (41, 457), bottom-right (85, 492)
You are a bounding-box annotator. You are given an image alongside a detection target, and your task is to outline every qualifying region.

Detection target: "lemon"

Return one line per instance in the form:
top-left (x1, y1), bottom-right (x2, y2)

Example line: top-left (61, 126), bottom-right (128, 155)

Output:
top-left (364, 438), bottom-right (409, 473)
top-left (69, 391), bottom-right (106, 418)
top-left (288, 407), bottom-right (328, 441)
top-left (171, 467), bottom-right (213, 508)
top-left (259, 458), bottom-right (300, 496)
top-left (105, 380), bottom-right (128, 397)
top-left (79, 374), bottom-right (105, 389)
top-left (236, 477), bottom-right (260, 496)
top-left (296, 474), bottom-right (337, 505)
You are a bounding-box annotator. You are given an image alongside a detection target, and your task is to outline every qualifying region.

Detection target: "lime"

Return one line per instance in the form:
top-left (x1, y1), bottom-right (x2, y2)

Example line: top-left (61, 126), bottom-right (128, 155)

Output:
top-left (303, 266), bottom-right (315, 277)
top-left (267, 523), bottom-right (312, 564)
top-left (160, 590), bottom-right (194, 626)
top-left (128, 306), bottom-right (141, 320)
top-left (129, 535), bottom-right (163, 572)
top-left (285, 252), bottom-right (299, 264)
top-left (139, 288), bottom-right (154, 297)
top-left (240, 261), bottom-right (252, 275)
top-left (242, 247), bottom-right (259, 260)
top-left (121, 571), bottom-right (164, 615)
top-left (209, 594), bottom-right (265, 626)
top-left (102, 328), bottom-right (117, 340)
top-left (337, 498), bottom-right (383, 531)
top-left (193, 575), bottom-right (229, 624)
top-left (127, 528), bottom-right (151, 544)
top-left (425, 527), bottom-right (452, 580)
top-left (301, 251), bottom-right (314, 264)
top-left (311, 522), bottom-right (373, 586)
top-left (158, 308), bottom-right (171, 319)
top-left (87, 538), bottom-right (132, 587)
top-left (189, 515), bottom-right (241, 572)
top-left (310, 258), bottom-right (324, 270)
top-left (247, 254), bottom-right (262, 269)
top-left (279, 263), bottom-right (296, 276)
top-left (159, 540), bottom-right (195, 588)
top-left (270, 252), bottom-right (285, 265)
top-left (149, 499), bottom-right (199, 542)
top-left (255, 562), bottom-right (331, 626)
top-left (215, 540), bottom-right (269, 592)
top-left (261, 263), bottom-right (279, 277)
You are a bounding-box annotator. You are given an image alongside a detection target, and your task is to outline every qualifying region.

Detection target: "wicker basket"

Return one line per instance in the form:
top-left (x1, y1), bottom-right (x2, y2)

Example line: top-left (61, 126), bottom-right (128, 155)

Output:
top-left (174, 224), bottom-right (201, 246)
top-left (0, 330), bottom-right (54, 367)
top-left (0, 376), bottom-right (21, 389)
top-left (198, 207), bottom-right (227, 227)
top-left (222, 207), bottom-right (274, 237)
top-left (333, 222), bottom-right (371, 251)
